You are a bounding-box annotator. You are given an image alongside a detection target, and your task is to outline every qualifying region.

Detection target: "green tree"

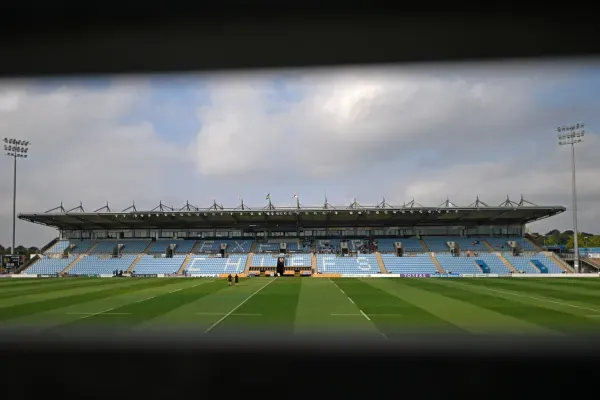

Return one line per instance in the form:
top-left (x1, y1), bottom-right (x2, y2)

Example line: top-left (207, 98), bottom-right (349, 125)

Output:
top-left (566, 234), bottom-right (600, 249)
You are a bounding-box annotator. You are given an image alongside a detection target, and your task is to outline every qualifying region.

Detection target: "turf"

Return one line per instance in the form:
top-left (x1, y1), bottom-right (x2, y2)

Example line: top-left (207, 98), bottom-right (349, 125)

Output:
top-left (1, 277), bottom-right (600, 338)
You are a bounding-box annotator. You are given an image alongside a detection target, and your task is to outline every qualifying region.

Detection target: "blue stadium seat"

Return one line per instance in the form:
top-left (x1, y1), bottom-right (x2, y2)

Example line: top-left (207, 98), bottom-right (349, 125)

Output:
top-left (380, 254), bottom-right (438, 274)
top-left (194, 239), bottom-right (252, 253)
top-left (502, 253), bottom-right (540, 273)
top-left (316, 254), bottom-right (379, 275)
top-left (376, 238), bottom-right (425, 253)
top-left (185, 255), bottom-right (248, 274)
top-left (132, 255), bottom-right (187, 274)
top-left (69, 255), bottom-right (137, 275)
top-left (252, 254), bottom-right (311, 267)
top-left (25, 256), bottom-right (77, 274)
top-left (147, 240), bottom-right (196, 254)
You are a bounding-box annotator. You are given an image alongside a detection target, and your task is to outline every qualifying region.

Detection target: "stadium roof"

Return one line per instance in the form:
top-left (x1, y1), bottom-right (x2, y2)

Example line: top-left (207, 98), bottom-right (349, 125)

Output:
top-left (18, 195), bottom-right (566, 231)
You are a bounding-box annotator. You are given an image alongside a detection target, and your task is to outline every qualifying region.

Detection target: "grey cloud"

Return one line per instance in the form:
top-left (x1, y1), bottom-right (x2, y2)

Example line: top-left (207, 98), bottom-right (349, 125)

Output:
top-left (0, 79), bottom-right (190, 246)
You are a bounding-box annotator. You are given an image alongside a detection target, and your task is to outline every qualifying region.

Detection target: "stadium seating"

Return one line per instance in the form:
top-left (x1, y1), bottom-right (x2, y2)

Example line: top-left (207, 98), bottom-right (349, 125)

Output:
top-left (146, 240), bottom-right (196, 254)
top-left (376, 238), bottom-right (425, 253)
top-left (435, 255), bottom-right (482, 274)
top-left (435, 254), bottom-right (505, 274)
top-left (474, 254), bottom-right (511, 274)
top-left (315, 239), bottom-right (343, 252)
top-left (68, 255), bottom-right (137, 275)
top-left (255, 242), bottom-right (280, 252)
top-left (422, 237), bottom-right (453, 252)
top-left (533, 254), bottom-right (564, 273)
top-left (185, 255), bottom-right (248, 274)
top-left (24, 256), bottom-right (76, 275)
top-left (30, 236), bottom-right (551, 276)
top-left (449, 237), bottom-right (489, 253)
top-left (251, 254), bottom-right (311, 267)
top-left (316, 254), bottom-right (379, 275)
top-left (423, 236), bottom-right (488, 253)
top-left (514, 238), bottom-right (538, 251)
top-left (254, 239), bottom-right (302, 253)
top-left (69, 240), bottom-right (97, 253)
top-left (502, 254), bottom-right (540, 273)
top-left (45, 240), bottom-right (71, 254)
top-left (503, 253), bottom-right (563, 274)
top-left (131, 255), bottom-right (186, 274)
top-left (194, 239), bottom-right (252, 253)
top-left (380, 254), bottom-right (438, 274)
top-left (486, 237), bottom-right (537, 252)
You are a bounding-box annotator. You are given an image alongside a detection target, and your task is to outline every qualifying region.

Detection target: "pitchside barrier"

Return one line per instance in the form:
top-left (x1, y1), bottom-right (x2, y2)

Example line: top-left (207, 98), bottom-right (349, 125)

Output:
top-left (337, 273), bottom-right (599, 278)
top-left (3, 273), bottom-right (600, 279)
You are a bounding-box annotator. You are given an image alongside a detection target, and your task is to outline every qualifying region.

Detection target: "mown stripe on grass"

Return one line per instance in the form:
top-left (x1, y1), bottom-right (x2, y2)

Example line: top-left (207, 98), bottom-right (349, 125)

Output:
top-left (0, 278), bottom-right (127, 300)
top-left (0, 278), bottom-right (88, 289)
top-left (0, 279), bottom-right (183, 322)
top-left (334, 278), bottom-right (466, 337)
top-left (294, 278), bottom-right (381, 336)
top-left (56, 280), bottom-right (223, 328)
top-left (368, 278), bottom-right (557, 336)
top-left (206, 278), bottom-right (302, 335)
top-left (478, 278), bottom-right (600, 299)
top-left (413, 279), bottom-right (600, 334)
top-left (472, 279), bottom-right (600, 306)
top-left (0, 278), bottom-right (146, 309)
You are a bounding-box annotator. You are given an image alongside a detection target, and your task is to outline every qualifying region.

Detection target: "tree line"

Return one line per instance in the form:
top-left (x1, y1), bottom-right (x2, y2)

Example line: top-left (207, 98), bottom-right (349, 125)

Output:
top-left (529, 230), bottom-right (600, 249)
top-left (0, 245), bottom-right (40, 258)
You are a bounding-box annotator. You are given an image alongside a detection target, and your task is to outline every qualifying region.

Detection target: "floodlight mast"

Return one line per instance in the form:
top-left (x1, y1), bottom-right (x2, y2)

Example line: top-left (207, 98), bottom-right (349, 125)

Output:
top-left (557, 123), bottom-right (585, 273)
top-left (3, 138), bottom-right (30, 256)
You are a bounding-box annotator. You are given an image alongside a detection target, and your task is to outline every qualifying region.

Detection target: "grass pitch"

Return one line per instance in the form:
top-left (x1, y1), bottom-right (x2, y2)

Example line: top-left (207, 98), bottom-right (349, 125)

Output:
top-left (1, 276), bottom-right (600, 338)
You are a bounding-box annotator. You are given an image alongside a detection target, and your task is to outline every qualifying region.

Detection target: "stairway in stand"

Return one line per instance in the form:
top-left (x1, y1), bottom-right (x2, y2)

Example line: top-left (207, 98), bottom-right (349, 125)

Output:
top-left (126, 255), bottom-right (143, 273)
top-left (178, 253), bottom-right (195, 275)
top-left (429, 253), bottom-right (444, 273)
top-left (61, 255), bottom-right (84, 274)
top-left (244, 253), bottom-right (254, 274)
top-left (496, 252), bottom-right (517, 273)
top-left (482, 240), bottom-right (495, 251)
top-left (375, 252), bottom-right (386, 273)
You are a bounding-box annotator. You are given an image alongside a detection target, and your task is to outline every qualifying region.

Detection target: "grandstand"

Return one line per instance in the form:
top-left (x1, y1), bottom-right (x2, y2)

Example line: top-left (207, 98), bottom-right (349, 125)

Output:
top-left (17, 195), bottom-right (572, 277)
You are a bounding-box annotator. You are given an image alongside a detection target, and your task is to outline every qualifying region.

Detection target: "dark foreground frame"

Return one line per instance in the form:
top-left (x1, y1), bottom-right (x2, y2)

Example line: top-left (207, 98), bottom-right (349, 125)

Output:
top-left (0, 333), bottom-right (597, 398)
top-left (1, 1), bottom-right (599, 399)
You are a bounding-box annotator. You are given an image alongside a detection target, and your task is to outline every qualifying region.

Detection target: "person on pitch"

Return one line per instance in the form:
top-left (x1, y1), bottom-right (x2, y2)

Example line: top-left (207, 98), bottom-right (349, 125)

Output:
top-left (234, 274), bottom-right (239, 287)
top-left (228, 274), bottom-right (233, 286)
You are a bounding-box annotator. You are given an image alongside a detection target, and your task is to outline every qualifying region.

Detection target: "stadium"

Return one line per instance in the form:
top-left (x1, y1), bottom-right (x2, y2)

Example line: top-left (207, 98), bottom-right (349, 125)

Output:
top-left (3, 194), bottom-right (600, 338)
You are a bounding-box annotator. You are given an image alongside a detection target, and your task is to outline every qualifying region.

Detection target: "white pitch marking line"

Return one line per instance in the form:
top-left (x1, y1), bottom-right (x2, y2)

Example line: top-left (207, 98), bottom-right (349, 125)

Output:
top-left (195, 312), bottom-right (262, 316)
top-left (328, 278), bottom-right (388, 340)
top-left (169, 288), bottom-right (183, 293)
top-left (77, 307), bottom-right (116, 319)
top-left (203, 277), bottom-right (278, 334)
top-left (135, 296), bottom-right (155, 303)
top-left (445, 280), bottom-right (600, 313)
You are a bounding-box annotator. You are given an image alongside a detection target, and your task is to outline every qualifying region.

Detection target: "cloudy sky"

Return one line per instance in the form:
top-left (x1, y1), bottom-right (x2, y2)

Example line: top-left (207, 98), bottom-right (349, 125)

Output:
top-left (1, 59), bottom-right (600, 247)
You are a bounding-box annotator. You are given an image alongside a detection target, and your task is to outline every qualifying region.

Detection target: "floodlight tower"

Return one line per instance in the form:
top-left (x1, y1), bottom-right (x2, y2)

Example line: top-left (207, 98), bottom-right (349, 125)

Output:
top-left (557, 123), bottom-right (585, 273)
top-left (3, 138), bottom-right (30, 255)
